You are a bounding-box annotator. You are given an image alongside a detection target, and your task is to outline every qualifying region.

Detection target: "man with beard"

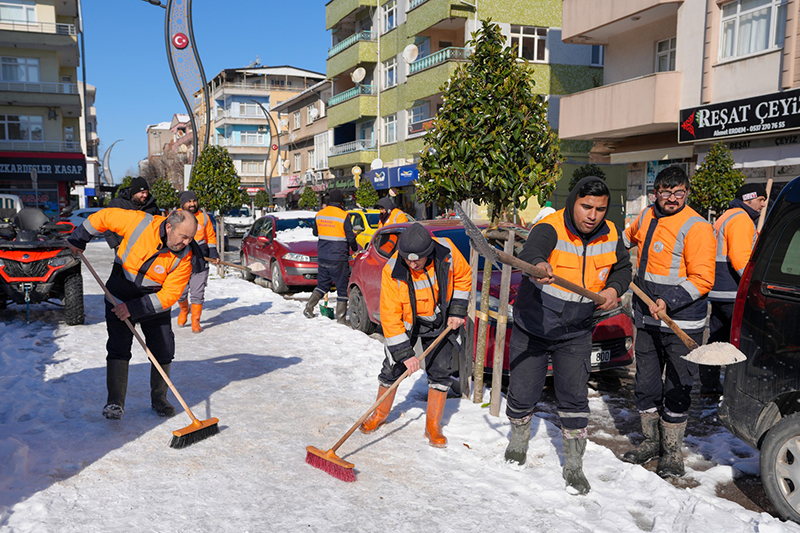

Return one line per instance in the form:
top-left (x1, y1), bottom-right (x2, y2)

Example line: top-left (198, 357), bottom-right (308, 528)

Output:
top-left (68, 209), bottom-right (197, 420)
top-left (175, 191), bottom-right (219, 333)
top-left (106, 177), bottom-right (160, 249)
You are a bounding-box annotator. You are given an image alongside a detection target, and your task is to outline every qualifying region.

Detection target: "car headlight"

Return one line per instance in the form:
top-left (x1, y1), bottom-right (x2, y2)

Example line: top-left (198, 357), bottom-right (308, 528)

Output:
top-left (283, 253), bottom-right (311, 262)
top-left (49, 255), bottom-right (73, 267)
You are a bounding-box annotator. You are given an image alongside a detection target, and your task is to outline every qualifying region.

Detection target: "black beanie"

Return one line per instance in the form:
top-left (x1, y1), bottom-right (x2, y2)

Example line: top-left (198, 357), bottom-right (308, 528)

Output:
top-left (398, 223), bottom-right (434, 261)
top-left (376, 196), bottom-right (394, 211)
top-left (129, 177), bottom-right (149, 194)
top-left (329, 189), bottom-right (344, 205)
top-left (736, 183), bottom-right (767, 202)
top-left (179, 191), bottom-right (197, 206)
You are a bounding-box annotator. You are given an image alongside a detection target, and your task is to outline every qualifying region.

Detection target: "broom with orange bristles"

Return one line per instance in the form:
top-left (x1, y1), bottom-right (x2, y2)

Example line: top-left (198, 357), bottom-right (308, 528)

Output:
top-left (306, 326), bottom-right (454, 481)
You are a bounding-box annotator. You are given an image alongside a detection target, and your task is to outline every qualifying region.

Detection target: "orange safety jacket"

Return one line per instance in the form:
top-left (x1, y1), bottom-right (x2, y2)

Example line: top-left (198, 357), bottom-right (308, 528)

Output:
top-left (624, 204), bottom-right (716, 333)
top-left (378, 208), bottom-right (409, 228)
top-left (192, 210), bottom-right (218, 258)
top-left (69, 208), bottom-right (193, 321)
top-left (313, 205), bottom-right (357, 261)
top-left (710, 204), bottom-right (757, 302)
top-left (380, 236), bottom-right (471, 362)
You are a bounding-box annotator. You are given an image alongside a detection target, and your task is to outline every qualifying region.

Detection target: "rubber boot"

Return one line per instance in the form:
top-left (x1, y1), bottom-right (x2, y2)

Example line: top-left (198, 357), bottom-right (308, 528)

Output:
top-left (103, 359), bottom-right (129, 420)
top-left (504, 415), bottom-right (532, 465)
top-left (191, 303), bottom-right (203, 333)
top-left (562, 430), bottom-right (591, 495)
top-left (304, 291), bottom-right (323, 319)
top-left (177, 300), bottom-right (189, 327)
top-left (151, 363), bottom-right (176, 417)
top-left (360, 385), bottom-right (397, 434)
top-left (336, 300), bottom-right (348, 325)
top-left (425, 388), bottom-right (448, 448)
top-left (657, 420), bottom-right (687, 478)
top-left (622, 411), bottom-right (661, 464)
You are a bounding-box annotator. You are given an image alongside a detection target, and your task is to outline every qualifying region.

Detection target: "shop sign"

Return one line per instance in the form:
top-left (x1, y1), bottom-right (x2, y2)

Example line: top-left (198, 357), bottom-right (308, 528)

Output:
top-left (0, 153), bottom-right (87, 181)
top-left (679, 88), bottom-right (800, 143)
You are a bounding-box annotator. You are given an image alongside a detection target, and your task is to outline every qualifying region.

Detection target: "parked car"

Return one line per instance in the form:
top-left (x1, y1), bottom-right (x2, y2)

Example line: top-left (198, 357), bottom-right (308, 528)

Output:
top-left (63, 207), bottom-right (103, 229)
top-left (347, 220), bottom-right (634, 374)
top-left (223, 205), bottom-right (255, 238)
top-left (718, 176), bottom-right (800, 524)
top-left (347, 208), bottom-right (381, 249)
top-left (240, 210), bottom-right (318, 294)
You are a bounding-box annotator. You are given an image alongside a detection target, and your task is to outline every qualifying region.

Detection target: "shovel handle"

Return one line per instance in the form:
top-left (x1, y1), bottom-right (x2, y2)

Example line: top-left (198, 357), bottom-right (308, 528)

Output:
top-left (205, 256), bottom-right (247, 272)
top-left (629, 282), bottom-right (699, 351)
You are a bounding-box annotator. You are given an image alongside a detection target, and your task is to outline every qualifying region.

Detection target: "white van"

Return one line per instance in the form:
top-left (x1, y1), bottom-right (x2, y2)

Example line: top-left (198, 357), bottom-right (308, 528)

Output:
top-left (0, 194), bottom-right (23, 220)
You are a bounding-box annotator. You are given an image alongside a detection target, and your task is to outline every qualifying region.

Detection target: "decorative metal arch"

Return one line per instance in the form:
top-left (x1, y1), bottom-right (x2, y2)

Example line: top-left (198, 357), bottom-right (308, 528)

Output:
top-left (101, 139), bottom-right (122, 186)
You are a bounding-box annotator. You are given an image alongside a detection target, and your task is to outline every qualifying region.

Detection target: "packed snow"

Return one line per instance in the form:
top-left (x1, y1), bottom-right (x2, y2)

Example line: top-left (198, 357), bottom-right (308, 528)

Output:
top-left (683, 342), bottom-right (748, 366)
top-left (1, 241), bottom-right (798, 532)
top-left (275, 227), bottom-right (316, 244)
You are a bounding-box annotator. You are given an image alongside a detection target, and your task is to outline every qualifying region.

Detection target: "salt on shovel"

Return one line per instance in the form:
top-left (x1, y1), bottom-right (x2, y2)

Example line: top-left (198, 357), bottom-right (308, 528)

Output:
top-left (629, 282), bottom-right (746, 366)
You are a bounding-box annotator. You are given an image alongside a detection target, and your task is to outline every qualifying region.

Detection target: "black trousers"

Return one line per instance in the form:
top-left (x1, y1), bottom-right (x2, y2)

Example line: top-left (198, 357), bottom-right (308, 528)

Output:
top-left (698, 301), bottom-right (735, 392)
top-left (314, 260), bottom-right (350, 302)
top-left (378, 325), bottom-right (458, 392)
top-left (505, 325), bottom-right (592, 431)
top-left (105, 300), bottom-right (175, 365)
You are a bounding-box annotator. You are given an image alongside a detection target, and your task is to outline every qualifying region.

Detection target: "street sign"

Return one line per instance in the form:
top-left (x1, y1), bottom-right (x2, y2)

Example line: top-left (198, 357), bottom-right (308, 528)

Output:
top-left (271, 144), bottom-right (278, 151)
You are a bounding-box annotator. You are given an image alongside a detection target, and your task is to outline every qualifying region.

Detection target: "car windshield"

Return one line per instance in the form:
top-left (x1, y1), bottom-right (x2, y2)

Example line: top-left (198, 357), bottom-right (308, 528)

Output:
top-left (275, 218), bottom-right (314, 232)
top-left (365, 213), bottom-right (381, 227)
top-left (225, 207), bottom-right (251, 217)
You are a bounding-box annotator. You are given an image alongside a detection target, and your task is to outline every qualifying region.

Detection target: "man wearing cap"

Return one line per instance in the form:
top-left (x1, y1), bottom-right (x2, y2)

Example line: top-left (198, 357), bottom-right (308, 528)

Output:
top-left (304, 189), bottom-right (358, 323)
top-left (359, 223), bottom-right (472, 448)
top-left (175, 190), bottom-right (219, 333)
top-left (106, 177), bottom-right (160, 249)
top-left (504, 177), bottom-right (631, 495)
top-left (703, 183), bottom-right (767, 395)
top-left (377, 196), bottom-right (409, 228)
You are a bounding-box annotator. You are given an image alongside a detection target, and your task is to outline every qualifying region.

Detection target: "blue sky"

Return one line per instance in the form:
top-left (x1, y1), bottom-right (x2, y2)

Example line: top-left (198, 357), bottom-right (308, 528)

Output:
top-left (81, 0), bottom-right (329, 183)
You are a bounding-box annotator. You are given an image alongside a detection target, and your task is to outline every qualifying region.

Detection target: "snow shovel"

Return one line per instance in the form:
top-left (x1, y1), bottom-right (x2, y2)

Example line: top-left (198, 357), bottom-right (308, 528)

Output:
top-left (628, 282), bottom-right (745, 366)
top-left (205, 257), bottom-right (266, 273)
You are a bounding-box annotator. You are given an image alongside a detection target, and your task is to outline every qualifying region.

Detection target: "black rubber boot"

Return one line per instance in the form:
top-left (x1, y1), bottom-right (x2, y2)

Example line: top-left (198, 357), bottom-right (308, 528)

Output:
top-left (151, 363), bottom-right (176, 417)
top-left (562, 432), bottom-right (591, 495)
top-left (622, 411), bottom-right (661, 464)
top-left (103, 359), bottom-right (129, 420)
top-left (504, 416), bottom-right (531, 465)
top-left (657, 420), bottom-right (687, 478)
top-left (336, 300), bottom-right (348, 324)
top-left (304, 291), bottom-right (323, 319)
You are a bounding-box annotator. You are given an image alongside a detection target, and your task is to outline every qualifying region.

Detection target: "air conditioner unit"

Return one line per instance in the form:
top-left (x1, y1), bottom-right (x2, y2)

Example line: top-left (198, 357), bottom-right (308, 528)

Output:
top-left (257, 126), bottom-right (267, 132)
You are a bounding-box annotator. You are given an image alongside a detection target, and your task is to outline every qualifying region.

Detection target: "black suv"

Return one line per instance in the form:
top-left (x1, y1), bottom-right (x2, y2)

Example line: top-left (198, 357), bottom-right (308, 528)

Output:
top-left (718, 175), bottom-right (800, 523)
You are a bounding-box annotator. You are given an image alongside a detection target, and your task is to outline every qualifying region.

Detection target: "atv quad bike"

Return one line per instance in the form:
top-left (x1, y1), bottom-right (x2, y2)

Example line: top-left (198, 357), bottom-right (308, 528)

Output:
top-left (0, 207), bottom-right (84, 325)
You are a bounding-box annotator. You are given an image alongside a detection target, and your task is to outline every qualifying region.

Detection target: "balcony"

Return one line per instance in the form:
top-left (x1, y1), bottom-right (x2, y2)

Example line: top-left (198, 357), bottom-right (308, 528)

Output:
top-left (0, 81), bottom-right (78, 94)
top-left (408, 47), bottom-right (470, 76)
top-left (327, 34), bottom-right (378, 79)
top-left (558, 71), bottom-right (681, 140)
top-left (328, 140), bottom-right (377, 168)
top-left (405, 59), bottom-right (461, 103)
top-left (328, 89), bottom-right (377, 128)
top-left (0, 20), bottom-right (76, 35)
top-left (328, 31), bottom-right (376, 58)
top-left (0, 140), bottom-right (81, 152)
top-left (330, 139), bottom-right (375, 156)
top-left (562, 0), bottom-right (681, 44)
top-left (404, 0), bottom-right (472, 35)
top-left (215, 108), bottom-right (268, 126)
top-left (0, 81), bottom-right (81, 116)
top-left (328, 85), bottom-right (375, 107)
top-left (326, 0), bottom-right (377, 30)
top-left (408, 117), bottom-right (435, 137)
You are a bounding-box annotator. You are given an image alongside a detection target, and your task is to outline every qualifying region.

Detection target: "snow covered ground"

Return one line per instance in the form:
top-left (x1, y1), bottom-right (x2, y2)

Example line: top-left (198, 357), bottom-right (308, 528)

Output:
top-left (1, 241), bottom-right (799, 532)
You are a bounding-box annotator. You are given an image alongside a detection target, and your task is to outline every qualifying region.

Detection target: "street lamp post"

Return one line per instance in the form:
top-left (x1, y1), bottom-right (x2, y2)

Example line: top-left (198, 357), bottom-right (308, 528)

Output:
top-left (251, 99), bottom-right (280, 209)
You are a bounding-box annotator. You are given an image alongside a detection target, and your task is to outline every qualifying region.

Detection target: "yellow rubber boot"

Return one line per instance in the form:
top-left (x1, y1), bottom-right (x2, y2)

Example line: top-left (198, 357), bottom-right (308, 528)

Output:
top-left (360, 386), bottom-right (397, 434)
top-left (191, 303), bottom-right (203, 333)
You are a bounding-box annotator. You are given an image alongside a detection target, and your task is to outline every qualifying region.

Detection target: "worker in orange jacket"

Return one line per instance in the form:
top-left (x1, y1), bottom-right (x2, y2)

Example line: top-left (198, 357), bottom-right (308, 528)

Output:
top-left (622, 166), bottom-right (716, 478)
top-left (68, 208), bottom-right (197, 420)
top-left (377, 196), bottom-right (409, 227)
top-left (176, 191), bottom-right (220, 333)
top-left (360, 223), bottom-right (471, 448)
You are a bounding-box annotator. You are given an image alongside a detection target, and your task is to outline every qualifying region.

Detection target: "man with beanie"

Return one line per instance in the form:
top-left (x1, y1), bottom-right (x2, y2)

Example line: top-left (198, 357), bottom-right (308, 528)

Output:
top-left (504, 177), bottom-right (631, 495)
top-left (702, 183), bottom-right (767, 395)
top-left (106, 177), bottom-right (160, 249)
top-left (176, 190), bottom-right (220, 333)
top-left (377, 196), bottom-right (409, 227)
top-left (359, 223), bottom-right (472, 448)
top-left (304, 189), bottom-right (358, 323)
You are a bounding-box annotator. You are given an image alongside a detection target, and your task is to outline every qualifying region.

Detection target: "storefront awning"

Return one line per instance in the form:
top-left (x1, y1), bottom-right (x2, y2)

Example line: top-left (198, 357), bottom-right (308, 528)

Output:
top-left (273, 187), bottom-right (299, 198)
top-left (695, 145), bottom-right (800, 169)
top-left (609, 146), bottom-right (694, 165)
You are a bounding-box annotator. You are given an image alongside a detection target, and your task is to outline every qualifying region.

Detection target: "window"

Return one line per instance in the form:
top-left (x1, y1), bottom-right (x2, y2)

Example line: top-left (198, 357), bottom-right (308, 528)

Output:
top-left (243, 161), bottom-right (263, 173)
top-left (655, 37), bottom-right (676, 72)
top-left (241, 131), bottom-right (265, 145)
top-left (0, 114), bottom-right (43, 141)
top-left (0, 1), bottom-right (36, 24)
top-left (590, 45), bottom-right (604, 67)
top-left (293, 110), bottom-right (301, 129)
top-left (383, 58), bottom-right (397, 89)
top-left (294, 153), bottom-right (301, 172)
top-left (720, 0), bottom-right (787, 60)
top-left (307, 149), bottom-right (315, 170)
top-left (510, 25), bottom-right (547, 62)
top-left (1, 57), bottom-right (38, 82)
top-left (306, 104), bottom-right (315, 125)
top-left (359, 121), bottom-right (374, 141)
top-left (383, 113), bottom-right (397, 144)
top-left (314, 131), bottom-right (329, 170)
top-left (382, 0), bottom-right (397, 34)
top-left (64, 126), bottom-right (74, 143)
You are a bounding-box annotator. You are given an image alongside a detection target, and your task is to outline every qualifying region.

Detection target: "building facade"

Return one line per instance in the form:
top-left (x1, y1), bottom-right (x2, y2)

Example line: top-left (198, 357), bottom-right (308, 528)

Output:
top-left (0, 0), bottom-right (86, 217)
top-left (74, 81), bottom-right (99, 208)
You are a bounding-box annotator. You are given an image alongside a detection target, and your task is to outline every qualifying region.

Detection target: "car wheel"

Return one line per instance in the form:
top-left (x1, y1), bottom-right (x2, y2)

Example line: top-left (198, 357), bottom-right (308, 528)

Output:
top-left (240, 252), bottom-right (255, 282)
top-left (348, 286), bottom-right (376, 335)
top-left (270, 261), bottom-right (289, 294)
top-left (63, 270), bottom-right (85, 326)
top-left (760, 413), bottom-right (800, 523)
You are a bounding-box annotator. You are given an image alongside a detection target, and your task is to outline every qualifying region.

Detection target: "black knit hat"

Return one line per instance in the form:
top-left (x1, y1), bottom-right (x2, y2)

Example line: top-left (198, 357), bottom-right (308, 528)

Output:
top-left (179, 190), bottom-right (197, 206)
top-left (328, 189), bottom-right (344, 205)
top-left (376, 196), bottom-right (394, 211)
top-left (129, 177), bottom-right (149, 194)
top-left (398, 223), bottom-right (434, 261)
top-left (736, 183), bottom-right (767, 202)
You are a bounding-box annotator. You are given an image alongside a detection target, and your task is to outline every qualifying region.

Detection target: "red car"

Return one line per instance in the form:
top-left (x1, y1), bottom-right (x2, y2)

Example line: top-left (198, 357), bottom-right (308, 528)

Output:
top-left (347, 220), bottom-right (634, 373)
top-left (240, 210), bottom-right (319, 294)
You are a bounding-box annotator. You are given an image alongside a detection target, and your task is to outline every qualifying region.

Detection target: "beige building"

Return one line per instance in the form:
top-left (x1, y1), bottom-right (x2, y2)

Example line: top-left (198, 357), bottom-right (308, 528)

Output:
top-left (76, 81), bottom-right (100, 207)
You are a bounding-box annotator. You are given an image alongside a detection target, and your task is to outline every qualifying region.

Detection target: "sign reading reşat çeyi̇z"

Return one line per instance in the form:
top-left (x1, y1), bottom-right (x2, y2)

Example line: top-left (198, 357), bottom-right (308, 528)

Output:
top-left (679, 88), bottom-right (800, 143)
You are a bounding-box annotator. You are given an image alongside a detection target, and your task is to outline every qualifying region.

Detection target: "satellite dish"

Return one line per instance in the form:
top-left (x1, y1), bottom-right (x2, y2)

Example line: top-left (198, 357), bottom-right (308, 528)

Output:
top-left (283, 160), bottom-right (291, 170)
top-left (289, 133), bottom-right (297, 142)
top-left (370, 158), bottom-right (384, 170)
top-left (402, 44), bottom-right (419, 64)
top-left (351, 67), bottom-right (366, 84)
top-left (309, 108), bottom-right (319, 120)
top-left (279, 119), bottom-right (288, 128)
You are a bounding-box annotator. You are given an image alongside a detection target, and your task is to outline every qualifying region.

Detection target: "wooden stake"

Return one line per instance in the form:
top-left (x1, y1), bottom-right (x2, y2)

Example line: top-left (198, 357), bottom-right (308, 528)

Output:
top-left (490, 230), bottom-right (514, 417)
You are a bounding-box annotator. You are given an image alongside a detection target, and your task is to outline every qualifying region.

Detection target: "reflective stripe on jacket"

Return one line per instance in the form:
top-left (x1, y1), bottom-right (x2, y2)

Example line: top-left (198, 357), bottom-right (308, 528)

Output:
top-left (710, 207), bottom-right (756, 302)
top-left (380, 237), bottom-right (471, 362)
top-left (624, 204), bottom-right (716, 333)
top-left (314, 205), bottom-right (357, 262)
top-left (193, 210), bottom-right (219, 259)
top-left (379, 208), bottom-right (410, 228)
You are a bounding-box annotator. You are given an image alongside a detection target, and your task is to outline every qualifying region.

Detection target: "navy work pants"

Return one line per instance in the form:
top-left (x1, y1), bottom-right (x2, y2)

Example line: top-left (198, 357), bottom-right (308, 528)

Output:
top-left (106, 300), bottom-right (175, 365)
top-left (314, 260), bottom-right (350, 302)
top-left (378, 325), bottom-right (459, 392)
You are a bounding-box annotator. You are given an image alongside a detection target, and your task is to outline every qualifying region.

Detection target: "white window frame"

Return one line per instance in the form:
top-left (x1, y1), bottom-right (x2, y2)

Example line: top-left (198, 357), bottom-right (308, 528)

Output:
top-left (383, 57), bottom-right (397, 90)
top-left (719, 0), bottom-right (787, 61)
top-left (383, 113), bottom-right (397, 144)
top-left (240, 130), bottom-right (266, 145)
top-left (314, 131), bottom-right (329, 170)
top-left (293, 110), bottom-right (301, 130)
top-left (0, 1), bottom-right (36, 24)
top-left (0, 114), bottom-right (43, 141)
top-left (382, 0), bottom-right (397, 34)
top-left (306, 104), bottom-right (315, 125)
top-left (510, 25), bottom-right (548, 62)
top-left (655, 37), bottom-right (676, 72)
top-left (294, 153), bottom-right (302, 172)
top-left (590, 45), bottom-right (604, 67)
top-left (0, 56), bottom-right (39, 82)
top-left (407, 101), bottom-right (430, 131)
top-left (308, 149), bottom-right (315, 171)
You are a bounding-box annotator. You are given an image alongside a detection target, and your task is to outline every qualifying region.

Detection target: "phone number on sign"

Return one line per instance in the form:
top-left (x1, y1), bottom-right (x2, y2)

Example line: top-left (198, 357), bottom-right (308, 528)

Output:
top-left (749, 121), bottom-right (787, 133)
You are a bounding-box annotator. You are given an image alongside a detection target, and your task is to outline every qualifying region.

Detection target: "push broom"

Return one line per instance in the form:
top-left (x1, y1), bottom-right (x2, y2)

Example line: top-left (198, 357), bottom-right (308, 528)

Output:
top-left (306, 325), bottom-right (453, 482)
top-left (78, 251), bottom-right (220, 449)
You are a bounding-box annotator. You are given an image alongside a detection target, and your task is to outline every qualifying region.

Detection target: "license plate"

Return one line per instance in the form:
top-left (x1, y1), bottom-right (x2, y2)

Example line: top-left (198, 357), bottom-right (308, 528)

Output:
top-left (591, 349), bottom-right (611, 365)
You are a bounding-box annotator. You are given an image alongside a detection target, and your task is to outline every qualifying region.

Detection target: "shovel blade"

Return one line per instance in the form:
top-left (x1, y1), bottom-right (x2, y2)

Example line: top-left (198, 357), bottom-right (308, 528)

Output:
top-left (453, 203), bottom-right (501, 268)
top-left (681, 342), bottom-right (747, 366)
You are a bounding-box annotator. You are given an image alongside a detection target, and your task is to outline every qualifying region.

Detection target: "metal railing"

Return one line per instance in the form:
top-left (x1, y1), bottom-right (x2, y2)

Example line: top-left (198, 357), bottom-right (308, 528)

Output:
top-left (0, 140), bottom-right (81, 152)
top-left (408, 0), bottom-right (430, 9)
top-left (409, 47), bottom-right (471, 75)
top-left (217, 109), bottom-right (265, 120)
top-left (0, 81), bottom-right (79, 94)
top-left (329, 139), bottom-right (376, 156)
top-left (328, 30), bottom-right (377, 58)
top-left (214, 82), bottom-right (308, 93)
top-left (0, 20), bottom-right (76, 35)
top-left (328, 84), bottom-right (376, 107)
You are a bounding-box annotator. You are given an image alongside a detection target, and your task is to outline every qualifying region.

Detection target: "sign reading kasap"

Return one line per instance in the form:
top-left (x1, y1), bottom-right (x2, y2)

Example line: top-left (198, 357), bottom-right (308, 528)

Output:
top-left (679, 88), bottom-right (800, 143)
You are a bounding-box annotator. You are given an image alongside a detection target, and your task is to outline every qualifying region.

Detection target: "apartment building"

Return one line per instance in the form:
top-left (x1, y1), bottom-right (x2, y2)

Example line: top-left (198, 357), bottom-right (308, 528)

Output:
top-left (325, 0), bottom-right (605, 217)
top-left (271, 80), bottom-right (331, 207)
top-left (75, 81), bottom-right (99, 208)
top-left (560, 0), bottom-right (800, 225)
top-left (0, 0), bottom-right (86, 217)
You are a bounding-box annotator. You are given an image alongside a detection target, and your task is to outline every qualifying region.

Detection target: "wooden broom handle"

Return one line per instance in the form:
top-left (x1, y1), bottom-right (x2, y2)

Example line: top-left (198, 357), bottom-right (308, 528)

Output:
top-left (205, 256), bottom-right (246, 271)
top-left (629, 282), bottom-right (699, 351)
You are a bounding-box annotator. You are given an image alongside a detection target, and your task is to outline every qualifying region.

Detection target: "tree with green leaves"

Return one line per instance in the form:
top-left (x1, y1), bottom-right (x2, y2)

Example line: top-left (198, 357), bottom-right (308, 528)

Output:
top-left (690, 142), bottom-right (745, 217)
top-left (569, 163), bottom-right (606, 192)
top-left (254, 189), bottom-right (270, 210)
top-left (188, 146), bottom-right (242, 214)
top-left (114, 176), bottom-right (134, 198)
top-left (151, 178), bottom-right (180, 209)
top-left (417, 20), bottom-right (563, 221)
top-left (356, 178), bottom-right (379, 208)
top-left (298, 186), bottom-right (318, 210)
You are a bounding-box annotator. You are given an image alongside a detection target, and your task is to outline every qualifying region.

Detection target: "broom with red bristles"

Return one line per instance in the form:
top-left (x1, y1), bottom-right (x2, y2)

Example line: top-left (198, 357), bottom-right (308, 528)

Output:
top-left (306, 326), bottom-right (453, 481)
